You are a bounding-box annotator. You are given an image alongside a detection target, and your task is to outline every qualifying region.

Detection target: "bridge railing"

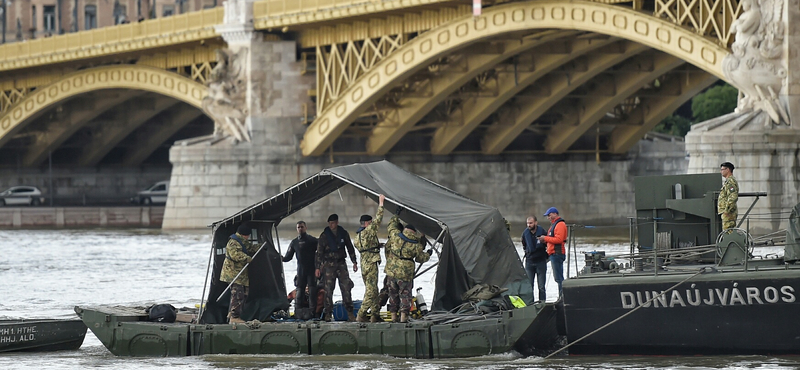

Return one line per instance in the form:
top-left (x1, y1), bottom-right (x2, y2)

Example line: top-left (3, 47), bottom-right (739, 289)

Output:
top-left (654, 0), bottom-right (741, 47)
top-left (253, 0), bottom-right (461, 27)
top-left (0, 7), bottom-right (224, 72)
top-left (255, 0), bottom-right (407, 18)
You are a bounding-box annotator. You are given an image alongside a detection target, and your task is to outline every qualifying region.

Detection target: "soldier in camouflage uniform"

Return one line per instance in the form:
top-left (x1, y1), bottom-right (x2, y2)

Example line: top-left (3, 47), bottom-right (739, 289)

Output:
top-left (718, 162), bottom-right (739, 231)
top-left (385, 215), bottom-right (431, 323)
top-left (354, 194), bottom-right (385, 322)
top-left (377, 222), bottom-right (404, 310)
top-left (315, 213), bottom-right (359, 321)
top-left (220, 223), bottom-right (258, 324)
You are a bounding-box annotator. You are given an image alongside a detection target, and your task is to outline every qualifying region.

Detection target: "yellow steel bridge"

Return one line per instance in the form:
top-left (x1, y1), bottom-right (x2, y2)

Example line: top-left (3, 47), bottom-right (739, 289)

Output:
top-left (0, 0), bottom-right (740, 167)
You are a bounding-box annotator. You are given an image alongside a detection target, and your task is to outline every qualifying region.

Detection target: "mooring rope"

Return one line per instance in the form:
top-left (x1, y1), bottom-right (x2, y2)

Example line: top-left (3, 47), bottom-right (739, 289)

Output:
top-left (543, 267), bottom-right (708, 360)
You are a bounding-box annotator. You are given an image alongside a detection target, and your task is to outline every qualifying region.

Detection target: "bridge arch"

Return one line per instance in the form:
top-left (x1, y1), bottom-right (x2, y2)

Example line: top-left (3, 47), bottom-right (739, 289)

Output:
top-left (0, 65), bottom-right (206, 148)
top-left (302, 0), bottom-right (730, 156)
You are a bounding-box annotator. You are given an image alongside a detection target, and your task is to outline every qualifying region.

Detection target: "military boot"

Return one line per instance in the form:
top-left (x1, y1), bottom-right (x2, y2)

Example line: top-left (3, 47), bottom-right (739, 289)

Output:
top-left (356, 312), bottom-right (369, 323)
top-left (229, 317), bottom-right (245, 324)
top-left (370, 314), bottom-right (381, 323)
top-left (323, 312), bottom-right (332, 322)
top-left (390, 312), bottom-right (398, 322)
top-left (346, 310), bottom-right (356, 322)
top-left (400, 312), bottom-right (408, 323)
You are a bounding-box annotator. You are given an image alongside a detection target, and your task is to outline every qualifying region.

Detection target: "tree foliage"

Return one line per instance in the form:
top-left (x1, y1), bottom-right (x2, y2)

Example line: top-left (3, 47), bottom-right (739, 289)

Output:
top-left (691, 84), bottom-right (738, 123)
top-left (650, 83), bottom-right (738, 137)
top-left (653, 115), bottom-right (692, 137)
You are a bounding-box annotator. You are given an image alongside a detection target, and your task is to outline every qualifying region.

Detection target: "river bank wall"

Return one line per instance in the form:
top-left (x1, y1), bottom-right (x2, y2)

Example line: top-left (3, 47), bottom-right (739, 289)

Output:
top-left (0, 207), bottom-right (164, 228)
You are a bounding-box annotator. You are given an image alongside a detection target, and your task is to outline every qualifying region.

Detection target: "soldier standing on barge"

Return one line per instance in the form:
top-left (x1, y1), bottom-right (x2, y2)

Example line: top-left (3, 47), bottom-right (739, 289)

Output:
top-left (316, 214), bottom-right (359, 321)
top-left (354, 194), bottom-right (386, 323)
top-left (718, 162), bottom-right (739, 231)
top-left (220, 223), bottom-right (258, 324)
top-left (385, 215), bottom-right (431, 323)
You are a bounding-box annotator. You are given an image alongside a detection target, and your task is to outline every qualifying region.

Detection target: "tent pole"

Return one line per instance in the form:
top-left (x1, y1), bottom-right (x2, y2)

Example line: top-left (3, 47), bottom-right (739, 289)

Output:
top-left (328, 173), bottom-right (441, 226)
top-left (415, 262), bottom-right (439, 279)
top-left (431, 227), bottom-right (446, 258)
top-left (197, 226), bottom-right (217, 322)
top-left (274, 224), bottom-right (282, 255)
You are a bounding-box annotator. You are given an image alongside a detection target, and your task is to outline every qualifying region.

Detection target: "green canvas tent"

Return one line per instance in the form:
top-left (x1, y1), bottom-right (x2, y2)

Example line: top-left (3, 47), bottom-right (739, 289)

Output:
top-left (201, 161), bottom-right (532, 323)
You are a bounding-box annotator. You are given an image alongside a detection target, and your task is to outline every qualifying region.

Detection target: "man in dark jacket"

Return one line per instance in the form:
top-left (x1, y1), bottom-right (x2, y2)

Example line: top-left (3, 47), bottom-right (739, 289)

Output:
top-left (522, 216), bottom-right (548, 302)
top-left (283, 220), bottom-right (318, 317)
top-left (315, 213), bottom-right (358, 321)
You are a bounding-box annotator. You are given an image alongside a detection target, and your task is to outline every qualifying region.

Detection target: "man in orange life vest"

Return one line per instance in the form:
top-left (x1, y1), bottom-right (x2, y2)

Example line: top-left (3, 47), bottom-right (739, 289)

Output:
top-left (538, 207), bottom-right (567, 297)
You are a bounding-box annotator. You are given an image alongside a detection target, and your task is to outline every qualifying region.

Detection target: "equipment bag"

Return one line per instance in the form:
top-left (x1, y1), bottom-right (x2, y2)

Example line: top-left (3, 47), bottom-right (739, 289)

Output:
top-left (146, 304), bottom-right (177, 323)
top-left (461, 283), bottom-right (509, 302)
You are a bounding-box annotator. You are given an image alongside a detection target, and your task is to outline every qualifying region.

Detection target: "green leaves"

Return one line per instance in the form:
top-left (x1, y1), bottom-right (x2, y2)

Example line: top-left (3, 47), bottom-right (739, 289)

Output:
top-left (652, 83), bottom-right (738, 137)
top-left (691, 84), bottom-right (738, 123)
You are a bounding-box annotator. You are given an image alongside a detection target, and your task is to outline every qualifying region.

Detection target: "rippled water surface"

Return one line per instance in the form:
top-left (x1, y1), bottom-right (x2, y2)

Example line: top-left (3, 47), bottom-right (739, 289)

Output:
top-left (0, 228), bottom-right (798, 369)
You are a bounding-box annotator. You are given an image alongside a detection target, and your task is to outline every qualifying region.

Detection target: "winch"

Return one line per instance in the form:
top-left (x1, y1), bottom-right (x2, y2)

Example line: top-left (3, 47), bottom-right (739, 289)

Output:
top-left (582, 251), bottom-right (619, 274)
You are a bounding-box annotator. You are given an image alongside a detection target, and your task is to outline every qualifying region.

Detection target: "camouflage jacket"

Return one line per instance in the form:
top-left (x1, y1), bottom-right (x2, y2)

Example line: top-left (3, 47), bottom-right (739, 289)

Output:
top-left (316, 226), bottom-right (357, 268)
top-left (718, 175), bottom-right (739, 214)
top-left (354, 206), bottom-right (384, 265)
top-left (220, 233), bottom-right (258, 286)
top-left (384, 216), bottom-right (430, 281)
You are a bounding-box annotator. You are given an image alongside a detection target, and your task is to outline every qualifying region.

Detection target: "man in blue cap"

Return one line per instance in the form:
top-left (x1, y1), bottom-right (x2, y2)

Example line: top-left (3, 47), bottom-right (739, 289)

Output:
top-left (538, 207), bottom-right (567, 298)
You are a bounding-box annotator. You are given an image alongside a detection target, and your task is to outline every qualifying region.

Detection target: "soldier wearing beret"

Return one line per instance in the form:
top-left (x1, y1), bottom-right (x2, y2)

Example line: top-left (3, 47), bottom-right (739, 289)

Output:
top-left (354, 194), bottom-right (385, 322)
top-left (220, 223), bottom-right (258, 324)
top-left (316, 213), bottom-right (358, 321)
top-left (718, 162), bottom-right (739, 231)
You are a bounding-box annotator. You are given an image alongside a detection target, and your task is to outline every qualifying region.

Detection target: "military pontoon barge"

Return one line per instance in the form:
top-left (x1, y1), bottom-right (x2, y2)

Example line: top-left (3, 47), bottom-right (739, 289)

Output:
top-left (77, 161), bottom-right (558, 358)
top-left (75, 302), bottom-right (554, 357)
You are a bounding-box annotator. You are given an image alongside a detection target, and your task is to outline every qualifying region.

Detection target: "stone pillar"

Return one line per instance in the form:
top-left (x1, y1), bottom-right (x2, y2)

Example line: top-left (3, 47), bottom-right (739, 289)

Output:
top-left (687, 0), bottom-right (800, 234)
top-left (162, 0), bottom-right (313, 229)
top-left (686, 117), bottom-right (800, 233)
top-left (783, 0), bottom-right (800, 121)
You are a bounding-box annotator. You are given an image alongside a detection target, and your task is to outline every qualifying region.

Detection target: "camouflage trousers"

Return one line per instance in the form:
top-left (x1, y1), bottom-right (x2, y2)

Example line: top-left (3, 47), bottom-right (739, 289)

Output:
top-left (228, 283), bottom-right (249, 320)
top-left (378, 276), bottom-right (390, 308)
top-left (322, 259), bottom-right (354, 314)
top-left (386, 276), bottom-right (414, 314)
top-left (358, 261), bottom-right (380, 317)
top-left (722, 212), bottom-right (737, 231)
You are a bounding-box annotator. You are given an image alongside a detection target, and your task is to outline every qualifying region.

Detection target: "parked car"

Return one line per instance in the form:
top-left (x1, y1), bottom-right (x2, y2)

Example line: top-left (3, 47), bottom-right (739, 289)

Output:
top-left (0, 186), bottom-right (46, 206)
top-left (130, 181), bottom-right (170, 205)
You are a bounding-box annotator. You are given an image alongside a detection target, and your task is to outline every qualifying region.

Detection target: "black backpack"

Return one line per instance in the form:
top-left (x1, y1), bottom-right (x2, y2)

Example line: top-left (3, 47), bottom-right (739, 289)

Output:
top-left (146, 304), bottom-right (177, 323)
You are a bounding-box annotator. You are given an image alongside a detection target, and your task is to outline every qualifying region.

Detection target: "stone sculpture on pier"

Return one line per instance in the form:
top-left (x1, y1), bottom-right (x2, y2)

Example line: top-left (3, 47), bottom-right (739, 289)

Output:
top-left (202, 48), bottom-right (251, 143)
top-left (723, 0), bottom-right (788, 125)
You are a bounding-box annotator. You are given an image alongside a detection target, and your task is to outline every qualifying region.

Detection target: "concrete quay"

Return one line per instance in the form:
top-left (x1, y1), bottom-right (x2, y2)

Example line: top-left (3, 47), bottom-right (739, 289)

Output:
top-left (0, 207), bottom-right (164, 228)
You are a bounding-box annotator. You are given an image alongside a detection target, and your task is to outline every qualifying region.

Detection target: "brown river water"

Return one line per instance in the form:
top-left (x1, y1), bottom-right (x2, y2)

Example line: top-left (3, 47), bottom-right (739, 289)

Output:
top-left (0, 228), bottom-right (798, 369)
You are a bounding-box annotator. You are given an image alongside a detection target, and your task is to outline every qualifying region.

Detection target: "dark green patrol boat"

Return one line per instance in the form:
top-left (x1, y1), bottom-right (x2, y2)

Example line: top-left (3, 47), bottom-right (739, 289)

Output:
top-left (559, 173), bottom-right (800, 355)
top-left (76, 161), bottom-right (559, 358)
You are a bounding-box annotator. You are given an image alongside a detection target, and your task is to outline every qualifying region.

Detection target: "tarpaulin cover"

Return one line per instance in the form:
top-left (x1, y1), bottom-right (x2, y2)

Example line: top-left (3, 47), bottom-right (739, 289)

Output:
top-left (204, 160), bottom-right (531, 319)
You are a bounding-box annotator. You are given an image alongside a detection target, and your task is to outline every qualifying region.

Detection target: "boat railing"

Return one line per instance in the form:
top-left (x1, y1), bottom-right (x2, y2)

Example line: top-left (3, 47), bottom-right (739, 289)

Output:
top-left (567, 223), bottom-right (790, 279)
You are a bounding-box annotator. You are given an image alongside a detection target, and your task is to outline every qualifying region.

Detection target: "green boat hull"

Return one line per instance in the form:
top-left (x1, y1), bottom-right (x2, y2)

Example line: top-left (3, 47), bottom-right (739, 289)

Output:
top-left (75, 302), bottom-right (552, 358)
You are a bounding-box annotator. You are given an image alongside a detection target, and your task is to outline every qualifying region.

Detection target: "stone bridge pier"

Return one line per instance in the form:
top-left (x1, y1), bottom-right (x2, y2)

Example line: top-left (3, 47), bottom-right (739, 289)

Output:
top-left (686, 0), bottom-right (800, 234)
top-left (162, 0), bottom-right (314, 229)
